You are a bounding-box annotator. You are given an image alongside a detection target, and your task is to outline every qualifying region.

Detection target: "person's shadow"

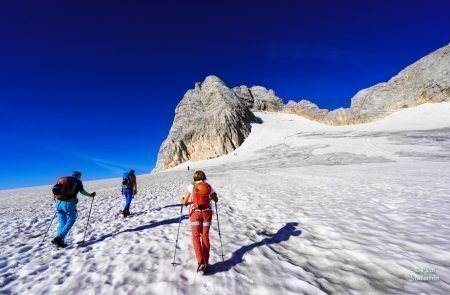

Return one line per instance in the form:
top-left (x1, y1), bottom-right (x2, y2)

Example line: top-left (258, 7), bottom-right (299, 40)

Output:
top-left (80, 214), bottom-right (188, 247)
top-left (153, 204), bottom-right (182, 211)
top-left (205, 222), bottom-right (302, 275)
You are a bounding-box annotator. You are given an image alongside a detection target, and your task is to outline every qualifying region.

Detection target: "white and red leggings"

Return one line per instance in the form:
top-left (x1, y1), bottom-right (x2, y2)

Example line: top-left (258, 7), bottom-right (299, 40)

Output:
top-left (189, 209), bottom-right (213, 265)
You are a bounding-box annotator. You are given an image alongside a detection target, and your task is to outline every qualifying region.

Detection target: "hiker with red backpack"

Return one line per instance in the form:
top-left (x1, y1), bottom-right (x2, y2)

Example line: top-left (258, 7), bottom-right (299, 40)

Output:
top-left (121, 169), bottom-right (137, 217)
top-left (181, 170), bottom-right (218, 273)
top-left (51, 171), bottom-right (96, 247)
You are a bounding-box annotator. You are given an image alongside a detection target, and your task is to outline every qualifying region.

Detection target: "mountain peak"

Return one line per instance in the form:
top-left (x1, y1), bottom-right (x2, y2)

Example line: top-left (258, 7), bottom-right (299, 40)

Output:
top-left (202, 75), bottom-right (226, 86)
top-left (155, 44), bottom-right (450, 170)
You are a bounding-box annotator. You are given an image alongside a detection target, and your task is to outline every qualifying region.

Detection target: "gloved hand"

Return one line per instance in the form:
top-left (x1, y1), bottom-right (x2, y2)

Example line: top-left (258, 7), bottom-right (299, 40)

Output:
top-left (180, 198), bottom-right (189, 206)
top-left (133, 190), bottom-right (137, 196)
top-left (90, 192), bottom-right (96, 198)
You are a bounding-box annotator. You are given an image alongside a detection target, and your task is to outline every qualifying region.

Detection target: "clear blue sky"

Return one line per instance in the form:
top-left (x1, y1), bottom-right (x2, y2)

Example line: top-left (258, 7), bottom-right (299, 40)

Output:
top-left (1, 0), bottom-right (449, 189)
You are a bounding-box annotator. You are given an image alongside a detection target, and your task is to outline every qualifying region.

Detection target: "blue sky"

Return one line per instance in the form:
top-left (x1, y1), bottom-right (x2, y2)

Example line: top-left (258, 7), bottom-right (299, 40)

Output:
top-left (1, 0), bottom-right (449, 189)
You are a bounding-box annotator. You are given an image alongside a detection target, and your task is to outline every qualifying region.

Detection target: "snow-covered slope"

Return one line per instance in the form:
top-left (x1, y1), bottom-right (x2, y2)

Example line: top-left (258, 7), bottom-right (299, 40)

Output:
top-left (1, 103), bottom-right (450, 294)
top-left (174, 102), bottom-right (450, 170)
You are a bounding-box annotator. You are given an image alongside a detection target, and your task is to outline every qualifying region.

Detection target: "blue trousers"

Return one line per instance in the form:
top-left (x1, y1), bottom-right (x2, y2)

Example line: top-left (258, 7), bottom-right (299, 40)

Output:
top-left (123, 188), bottom-right (133, 212)
top-left (55, 200), bottom-right (77, 243)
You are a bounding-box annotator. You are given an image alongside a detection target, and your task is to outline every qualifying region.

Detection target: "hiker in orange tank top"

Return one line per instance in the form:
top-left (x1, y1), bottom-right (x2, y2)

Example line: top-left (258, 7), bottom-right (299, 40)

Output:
top-left (181, 170), bottom-right (218, 273)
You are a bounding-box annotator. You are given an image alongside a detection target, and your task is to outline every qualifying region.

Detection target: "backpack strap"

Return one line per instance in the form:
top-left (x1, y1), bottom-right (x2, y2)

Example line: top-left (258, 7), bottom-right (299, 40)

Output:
top-left (129, 173), bottom-right (134, 186)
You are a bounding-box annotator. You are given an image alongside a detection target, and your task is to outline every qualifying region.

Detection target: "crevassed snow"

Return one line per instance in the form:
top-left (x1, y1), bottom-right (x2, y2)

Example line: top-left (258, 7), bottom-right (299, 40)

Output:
top-left (1, 103), bottom-right (450, 294)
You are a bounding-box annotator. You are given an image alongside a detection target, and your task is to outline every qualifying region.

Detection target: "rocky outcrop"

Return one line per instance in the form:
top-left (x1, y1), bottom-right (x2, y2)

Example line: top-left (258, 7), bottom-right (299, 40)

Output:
top-left (232, 85), bottom-right (284, 111)
top-left (283, 100), bottom-right (329, 121)
top-left (247, 86), bottom-right (284, 111)
top-left (283, 100), bottom-right (352, 125)
top-left (284, 44), bottom-right (450, 124)
top-left (155, 44), bottom-right (450, 170)
top-left (346, 44), bottom-right (449, 123)
top-left (154, 76), bottom-right (259, 171)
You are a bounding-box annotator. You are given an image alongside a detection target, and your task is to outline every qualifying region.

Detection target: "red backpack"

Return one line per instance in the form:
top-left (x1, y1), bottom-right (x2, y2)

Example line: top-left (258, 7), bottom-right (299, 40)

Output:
top-left (52, 176), bottom-right (78, 200)
top-left (193, 182), bottom-right (212, 210)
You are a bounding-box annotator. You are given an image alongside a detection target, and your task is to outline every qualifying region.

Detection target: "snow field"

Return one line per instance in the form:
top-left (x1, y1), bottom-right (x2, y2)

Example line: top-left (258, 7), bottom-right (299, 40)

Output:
top-left (1, 102), bottom-right (450, 294)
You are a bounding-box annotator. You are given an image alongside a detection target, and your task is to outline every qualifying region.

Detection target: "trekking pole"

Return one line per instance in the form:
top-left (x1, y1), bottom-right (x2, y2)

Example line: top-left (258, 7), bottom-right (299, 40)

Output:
top-left (214, 202), bottom-right (225, 261)
top-left (39, 201), bottom-right (62, 247)
top-left (171, 205), bottom-right (184, 266)
top-left (81, 196), bottom-right (95, 244)
top-left (39, 211), bottom-right (57, 246)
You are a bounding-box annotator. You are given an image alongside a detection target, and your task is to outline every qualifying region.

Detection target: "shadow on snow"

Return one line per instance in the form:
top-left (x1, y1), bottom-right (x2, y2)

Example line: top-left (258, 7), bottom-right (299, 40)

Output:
top-left (154, 204), bottom-right (182, 211)
top-left (129, 204), bottom-right (182, 216)
top-left (81, 214), bottom-right (188, 247)
top-left (205, 222), bottom-right (302, 275)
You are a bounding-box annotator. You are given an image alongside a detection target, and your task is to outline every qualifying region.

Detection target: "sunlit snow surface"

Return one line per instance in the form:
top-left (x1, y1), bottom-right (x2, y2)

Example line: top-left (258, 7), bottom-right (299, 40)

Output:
top-left (1, 103), bottom-right (450, 294)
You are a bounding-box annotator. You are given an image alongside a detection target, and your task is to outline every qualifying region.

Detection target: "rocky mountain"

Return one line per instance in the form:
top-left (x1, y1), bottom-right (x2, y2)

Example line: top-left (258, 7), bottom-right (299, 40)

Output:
top-left (154, 76), bottom-right (260, 171)
top-left (155, 44), bottom-right (450, 170)
top-left (285, 44), bottom-right (450, 124)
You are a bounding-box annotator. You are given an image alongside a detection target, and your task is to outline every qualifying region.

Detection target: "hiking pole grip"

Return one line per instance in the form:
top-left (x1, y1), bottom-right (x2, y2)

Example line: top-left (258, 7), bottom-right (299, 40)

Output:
top-left (171, 205), bottom-right (184, 266)
top-left (214, 202), bottom-right (225, 261)
top-left (81, 197), bottom-right (95, 244)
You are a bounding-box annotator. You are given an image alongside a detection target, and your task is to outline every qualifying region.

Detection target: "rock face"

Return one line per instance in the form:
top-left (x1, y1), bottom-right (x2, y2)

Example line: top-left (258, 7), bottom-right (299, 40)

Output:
top-left (154, 76), bottom-right (259, 171)
top-left (347, 44), bottom-right (450, 123)
top-left (155, 44), bottom-right (450, 170)
top-left (283, 100), bottom-right (352, 125)
top-left (247, 86), bottom-right (284, 111)
top-left (232, 85), bottom-right (284, 111)
top-left (284, 44), bottom-right (450, 124)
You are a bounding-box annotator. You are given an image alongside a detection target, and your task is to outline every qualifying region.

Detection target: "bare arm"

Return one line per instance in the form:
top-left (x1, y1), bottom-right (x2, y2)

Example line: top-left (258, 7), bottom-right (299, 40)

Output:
top-left (80, 189), bottom-right (90, 196)
top-left (181, 191), bottom-right (191, 205)
top-left (79, 182), bottom-right (95, 197)
top-left (80, 189), bottom-right (96, 197)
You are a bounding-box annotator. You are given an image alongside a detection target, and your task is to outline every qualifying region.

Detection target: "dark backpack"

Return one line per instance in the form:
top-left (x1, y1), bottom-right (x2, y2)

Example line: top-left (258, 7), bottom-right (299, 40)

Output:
top-left (122, 172), bottom-right (133, 189)
top-left (52, 176), bottom-right (78, 200)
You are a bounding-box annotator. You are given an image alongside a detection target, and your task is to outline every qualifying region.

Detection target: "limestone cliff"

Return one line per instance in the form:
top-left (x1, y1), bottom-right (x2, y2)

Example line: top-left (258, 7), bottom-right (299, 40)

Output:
top-left (285, 44), bottom-right (450, 124)
top-left (155, 44), bottom-right (450, 170)
top-left (154, 76), bottom-right (259, 171)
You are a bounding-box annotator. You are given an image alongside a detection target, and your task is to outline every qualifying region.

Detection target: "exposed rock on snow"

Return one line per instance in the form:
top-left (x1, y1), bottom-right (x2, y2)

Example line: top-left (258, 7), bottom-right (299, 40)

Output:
top-left (284, 44), bottom-right (450, 124)
top-left (231, 85), bottom-right (284, 111)
top-left (284, 99), bottom-right (330, 121)
top-left (231, 85), bottom-right (254, 109)
top-left (154, 76), bottom-right (259, 171)
top-left (156, 44), bottom-right (450, 170)
top-left (247, 86), bottom-right (284, 111)
top-left (347, 44), bottom-right (450, 123)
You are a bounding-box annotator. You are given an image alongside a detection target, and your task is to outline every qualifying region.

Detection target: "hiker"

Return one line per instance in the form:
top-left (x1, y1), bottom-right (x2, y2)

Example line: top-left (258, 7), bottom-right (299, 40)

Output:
top-left (121, 169), bottom-right (137, 217)
top-left (51, 171), bottom-right (96, 247)
top-left (187, 166), bottom-right (190, 171)
top-left (181, 170), bottom-right (218, 272)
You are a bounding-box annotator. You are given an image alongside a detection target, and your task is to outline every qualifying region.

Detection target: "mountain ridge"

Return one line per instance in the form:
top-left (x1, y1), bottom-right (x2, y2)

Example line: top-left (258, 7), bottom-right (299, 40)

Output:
top-left (155, 44), bottom-right (450, 171)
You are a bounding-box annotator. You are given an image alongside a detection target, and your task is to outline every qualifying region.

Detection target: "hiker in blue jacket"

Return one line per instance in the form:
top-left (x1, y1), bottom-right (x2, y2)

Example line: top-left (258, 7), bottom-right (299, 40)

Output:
top-left (52, 171), bottom-right (96, 247)
top-left (121, 170), bottom-right (137, 217)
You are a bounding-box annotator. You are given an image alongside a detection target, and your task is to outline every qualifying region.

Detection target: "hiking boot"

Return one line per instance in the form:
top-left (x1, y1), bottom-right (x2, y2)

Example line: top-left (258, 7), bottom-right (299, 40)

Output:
top-left (197, 260), bottom-right (205, 272)
top-left (51, 237), bottom-right (63, 247)
top-left (202, 264), bottom-right (209, 273)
